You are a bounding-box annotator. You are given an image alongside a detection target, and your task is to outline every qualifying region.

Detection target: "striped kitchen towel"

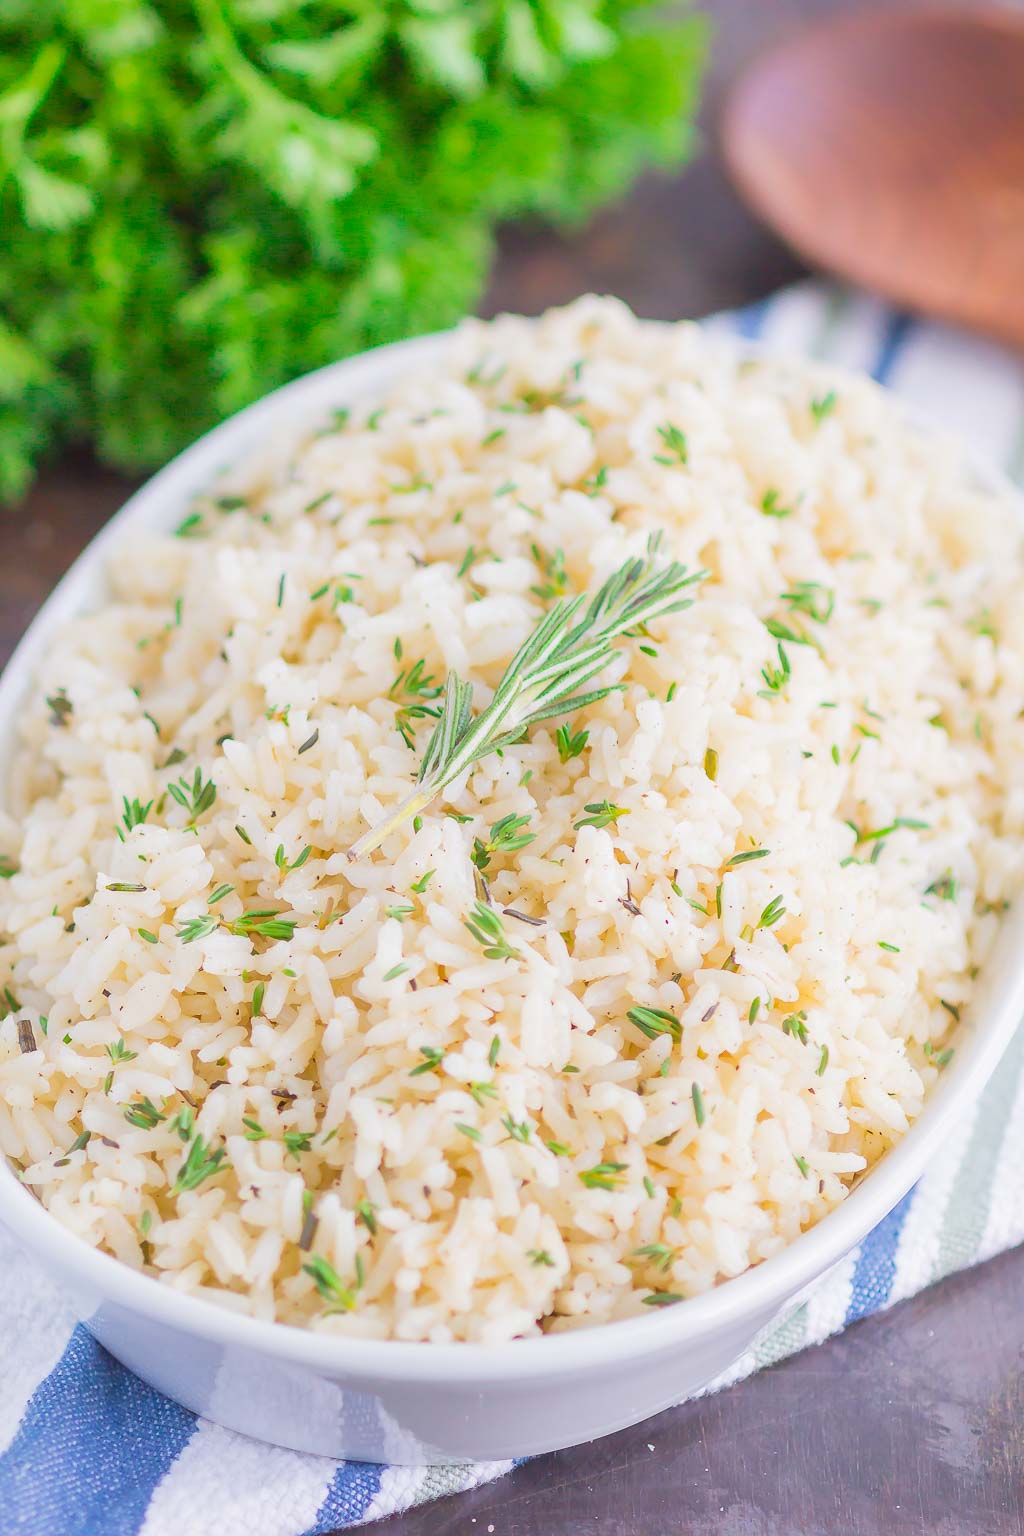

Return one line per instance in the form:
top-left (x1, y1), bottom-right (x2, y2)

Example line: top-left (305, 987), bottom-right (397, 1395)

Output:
top-left (2, 284), bottom-right (1024, 1536)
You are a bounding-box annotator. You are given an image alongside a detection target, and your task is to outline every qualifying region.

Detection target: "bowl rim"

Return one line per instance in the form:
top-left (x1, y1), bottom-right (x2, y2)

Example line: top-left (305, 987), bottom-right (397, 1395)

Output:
top-left (1, 325), bottom-right (1022, 1386)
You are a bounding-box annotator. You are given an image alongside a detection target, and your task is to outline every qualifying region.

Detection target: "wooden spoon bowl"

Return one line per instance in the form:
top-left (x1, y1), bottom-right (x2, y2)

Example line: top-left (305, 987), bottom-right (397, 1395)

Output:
top-left (721, 6), bottom-right (1024, 349)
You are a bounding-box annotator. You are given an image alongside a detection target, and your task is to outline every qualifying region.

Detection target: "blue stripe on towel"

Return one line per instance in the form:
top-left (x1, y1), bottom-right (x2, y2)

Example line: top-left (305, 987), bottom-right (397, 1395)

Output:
top-left (0, 1325), bottom-right (195, 1536)
top-left (835, 304), bottom-right (920, 1332)
top-left (730, 296), bottom-right (769, 340)
top-left (870, 311), bottom-right (914, 385)
top-left (308, 1458), bottom-right (384, 1532)
top-left (844, 1189), bottom-right (916, 1324)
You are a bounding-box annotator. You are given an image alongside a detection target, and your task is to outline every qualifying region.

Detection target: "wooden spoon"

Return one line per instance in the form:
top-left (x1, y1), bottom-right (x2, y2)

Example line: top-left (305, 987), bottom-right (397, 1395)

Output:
top-left (720, 6), bottom-right (1024, 349)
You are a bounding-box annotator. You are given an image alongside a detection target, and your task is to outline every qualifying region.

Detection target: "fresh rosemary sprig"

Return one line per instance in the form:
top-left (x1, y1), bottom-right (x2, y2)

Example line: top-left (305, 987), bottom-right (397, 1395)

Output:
top-left (349, 536), bottom-right (704, 857)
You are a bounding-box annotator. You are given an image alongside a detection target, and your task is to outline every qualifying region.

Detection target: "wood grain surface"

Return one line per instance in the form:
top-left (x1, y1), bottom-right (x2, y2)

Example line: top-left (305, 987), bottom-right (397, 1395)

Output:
top-left (4, 2), bottom-right (1020, 1532)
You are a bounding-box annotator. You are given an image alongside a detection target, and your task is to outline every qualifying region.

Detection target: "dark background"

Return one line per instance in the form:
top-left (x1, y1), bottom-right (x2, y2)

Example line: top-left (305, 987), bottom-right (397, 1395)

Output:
top-left (7, 1), bottom-right (1021, 1532)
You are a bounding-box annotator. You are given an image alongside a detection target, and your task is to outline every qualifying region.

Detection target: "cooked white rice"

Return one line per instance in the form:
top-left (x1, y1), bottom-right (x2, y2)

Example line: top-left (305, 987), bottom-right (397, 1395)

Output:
top-left (2, 296), bottom-right (1023, 1343)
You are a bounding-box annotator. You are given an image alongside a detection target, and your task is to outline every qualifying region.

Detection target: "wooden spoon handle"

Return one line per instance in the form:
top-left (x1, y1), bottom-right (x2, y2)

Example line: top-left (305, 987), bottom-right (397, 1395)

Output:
top-left (720, 8), bottom-right (1024, 353)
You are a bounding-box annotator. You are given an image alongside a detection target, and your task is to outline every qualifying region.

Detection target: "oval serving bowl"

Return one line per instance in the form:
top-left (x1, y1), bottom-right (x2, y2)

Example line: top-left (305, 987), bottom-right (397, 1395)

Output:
top-left (1, 332), bottom-right (1023, 1466)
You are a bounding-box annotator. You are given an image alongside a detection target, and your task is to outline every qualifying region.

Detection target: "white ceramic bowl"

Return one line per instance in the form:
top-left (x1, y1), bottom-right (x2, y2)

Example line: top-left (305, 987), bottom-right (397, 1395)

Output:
top-left (1, 334), bottom-right (1023, 1465)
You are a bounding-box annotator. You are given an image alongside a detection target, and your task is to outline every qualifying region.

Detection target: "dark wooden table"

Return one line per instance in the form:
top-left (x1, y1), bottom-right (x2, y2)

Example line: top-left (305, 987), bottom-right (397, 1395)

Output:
top-left (7, 2), bottom-right (1021, 1532)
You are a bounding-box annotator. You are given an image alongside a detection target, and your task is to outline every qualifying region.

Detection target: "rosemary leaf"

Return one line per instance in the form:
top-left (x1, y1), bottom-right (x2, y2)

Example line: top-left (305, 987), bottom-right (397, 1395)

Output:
top-left (348, 535), bottom-right (705, 857)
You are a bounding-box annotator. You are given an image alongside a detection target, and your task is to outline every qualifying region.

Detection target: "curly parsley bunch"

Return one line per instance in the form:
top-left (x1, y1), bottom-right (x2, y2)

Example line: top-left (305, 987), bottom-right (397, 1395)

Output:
top-left (0, 0), bottom-right (706, 500)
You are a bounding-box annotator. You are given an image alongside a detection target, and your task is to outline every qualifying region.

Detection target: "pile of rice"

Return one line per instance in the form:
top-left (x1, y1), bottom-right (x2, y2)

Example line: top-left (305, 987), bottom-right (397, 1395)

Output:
top-left (2, 296), bottom-right (1023, 1344)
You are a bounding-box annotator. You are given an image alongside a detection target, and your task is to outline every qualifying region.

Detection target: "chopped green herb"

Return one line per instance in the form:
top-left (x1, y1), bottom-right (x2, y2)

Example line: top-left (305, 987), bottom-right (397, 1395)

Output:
top-left (531, 545), bottom-right (570, 602)
top-left (757, 895), bottom-right (786, 929)
top-left (230, 910), bottom-right (297, 942)
top-left (385, 902), bottom-right (416, 923)
top-left (969, 609), bottom-right (998, 641)
top-left (556, 721), bottom-right (589, 763)
top-left (167, 767), bottom-right (216, 824)
top-left (168, 1107), bottom-right (194, 1142)
top-left (760, 642), bottom-right (791, 694)
top-left (727, 847), bottom-right (770, 868)
top-left (782, 1011), bottom-right (809, 1045)
top-left (765, 616), bottom-right (808, 647)
top-left (118, 796), bottom-right (153, 839)
top-left (691, 1082), bottom-right (706, 1127)
top-left (633, 1242), bottom-right (675, 1271)
top-left (105, 1037), bottom-right (138, 1065)
top-left (464, 902), bottom-right (521, 962)
top-left (177, 913), bottom-right (219, 945)
top-left (579, 1161), bottom-right (628, 1191)
top-left (175, 1134), bottom-right (227, 1192)
top-left (275, 843), bottom-right (312, 874)
top-left (123, 1097), bottom-right (163, 1130)
top-left (45, 689), bottom-right (73, 728)
top-left (925, 870), bottom-right (958, 902)
top-left (574, 800), bottom-right (628, 831)
top-left (857, 817), bottom-right (930, 844)
top-left (410, 1046), bottom-right (445, 1077)
top-left (471, 812), bottom-right (536, 872)
top-left (782, 582), bottom-right (834, 624)
top-left (653, 422), bottom-right (688, 466)
top-left (627, 1006), bottom-right (681, 1043)
top-left (810, 390), bottom-right (837, 424)
top-left (760, 488), bottom-right (793, 518)
top-left (501, 1114), bottom-right (531, 1143)
top-left (302, 1254), bottom-right (358, 1313)
top-left (389, 657), bottom-right (443, 749)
